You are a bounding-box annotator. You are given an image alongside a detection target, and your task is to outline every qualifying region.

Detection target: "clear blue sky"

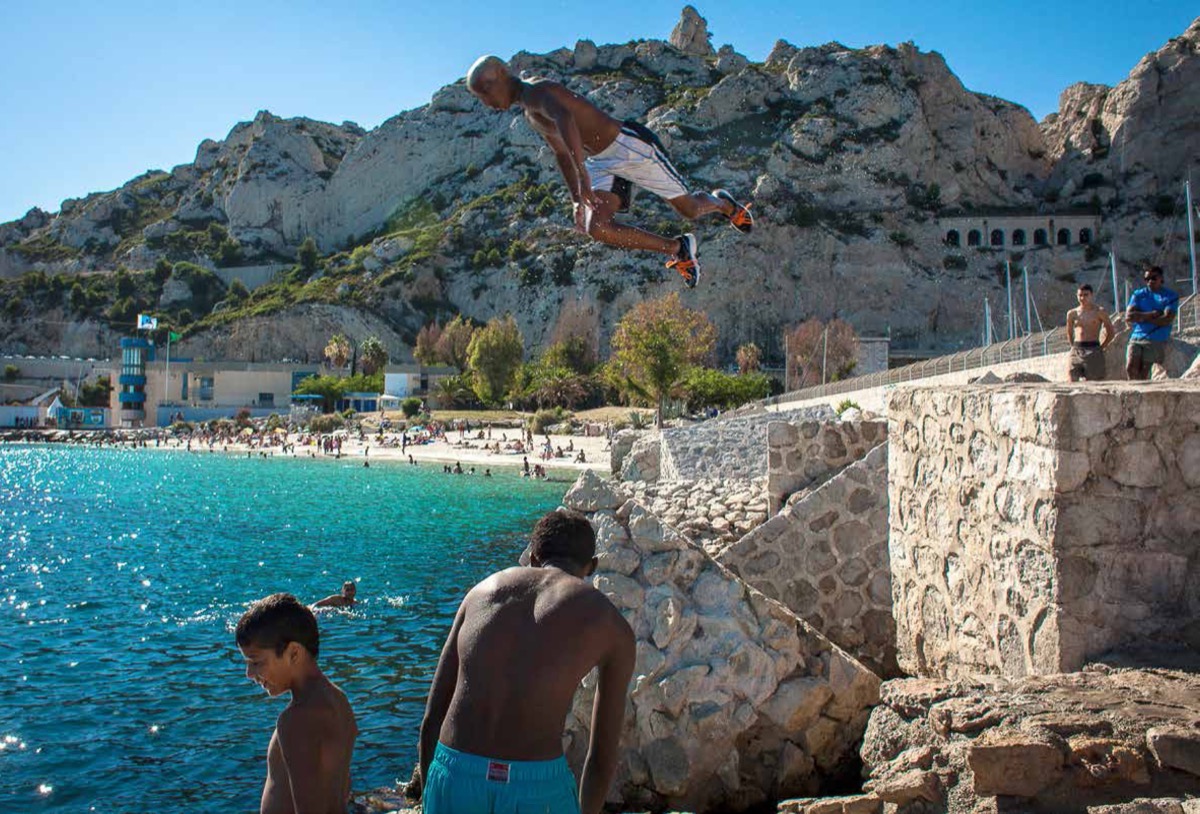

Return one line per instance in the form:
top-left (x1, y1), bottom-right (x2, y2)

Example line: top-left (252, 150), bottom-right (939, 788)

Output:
top-left (0, 0), bottom-right (1195, 224)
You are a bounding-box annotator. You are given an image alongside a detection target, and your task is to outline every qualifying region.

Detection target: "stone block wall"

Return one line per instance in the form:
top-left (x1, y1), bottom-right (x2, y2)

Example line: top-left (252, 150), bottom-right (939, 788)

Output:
top-left (561, 471), bottom-right (881, 813)
top-left (767, 420), bottom-right (887, 514)
top-left (719, 445), bottom-right (896, 677)
top-left (648, 405), bottom-right (835, 483)
top-left (628, 478), bottom-right (769, 555)
top-left (889, 383), bottom-right (1200, 679)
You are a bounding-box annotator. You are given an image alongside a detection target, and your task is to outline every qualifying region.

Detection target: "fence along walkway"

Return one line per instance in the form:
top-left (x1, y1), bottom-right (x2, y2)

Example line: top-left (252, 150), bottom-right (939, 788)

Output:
top-left (765, 292), bottom-right (1198, 406)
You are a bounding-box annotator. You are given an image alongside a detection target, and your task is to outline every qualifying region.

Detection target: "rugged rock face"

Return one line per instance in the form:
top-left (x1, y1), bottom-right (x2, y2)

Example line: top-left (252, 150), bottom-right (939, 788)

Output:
top-left (560, 470), bottom-right (881, 812)
top-left (670, 5), bottom-right (714, 56)
top-left (1041, 17), bottom-right (1200, 285)
top-left (839, 664), bottom-right (1200, 814)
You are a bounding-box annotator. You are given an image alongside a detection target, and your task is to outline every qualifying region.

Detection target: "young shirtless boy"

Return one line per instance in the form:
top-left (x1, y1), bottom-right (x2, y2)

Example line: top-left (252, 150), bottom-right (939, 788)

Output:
top-left (466, 55), bottom-right (753, 289)
top-left (236, 593), bottom-right (358, 814)
top-left (1065, 283), bottom-right (1115, 381)
top-left (417, 509), bottom-right (635, 814)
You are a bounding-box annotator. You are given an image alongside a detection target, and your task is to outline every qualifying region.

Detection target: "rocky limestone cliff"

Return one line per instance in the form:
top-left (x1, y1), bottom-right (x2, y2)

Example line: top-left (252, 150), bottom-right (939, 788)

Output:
top-left (3, 10), bottom-right (1198, 364)
top-left (1041, 16), bottom-right (1200, 282)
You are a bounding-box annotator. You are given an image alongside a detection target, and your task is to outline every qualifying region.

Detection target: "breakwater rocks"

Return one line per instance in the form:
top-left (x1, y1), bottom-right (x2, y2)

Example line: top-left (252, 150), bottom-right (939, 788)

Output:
top-left (560, 471), bottom-right (880, 811)
top-left (780, 662), bottom-right (1200, 813)
top-left (626, 477), bottom-right (770, 554)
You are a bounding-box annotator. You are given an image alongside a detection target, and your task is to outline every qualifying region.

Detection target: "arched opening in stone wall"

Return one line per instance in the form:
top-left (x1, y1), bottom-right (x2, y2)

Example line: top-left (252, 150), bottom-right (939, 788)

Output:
top-left (968, 230), bottom-right (982, 247)
top-left (1057, 228), bottom-right (1071, 245)
top-left (1034, 229), bottom-right (1048, 246)
top-left (1079, 228), bottom-right (1092, 244)
top-left (945, 230), bottom-right (960, 247)
top-left (990, 229), bottom-right (1005, 247)
top-left (1012, 229), bottom-right (1027, 246)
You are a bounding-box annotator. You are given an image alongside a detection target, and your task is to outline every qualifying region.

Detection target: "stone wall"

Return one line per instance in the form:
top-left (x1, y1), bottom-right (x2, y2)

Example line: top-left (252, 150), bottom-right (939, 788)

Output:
top-left (719, 445), bottom-right (896, 677)
top-left (767, 419), bottom-right (887, 514)
top-left (627, 478), bottom-right (769, 554)
top-left (888, 382), bottom-right (1200, 679)
top-left (561, 471), bottom-right (881, 812)
top-left (621, 405), bottom-right (835, 484)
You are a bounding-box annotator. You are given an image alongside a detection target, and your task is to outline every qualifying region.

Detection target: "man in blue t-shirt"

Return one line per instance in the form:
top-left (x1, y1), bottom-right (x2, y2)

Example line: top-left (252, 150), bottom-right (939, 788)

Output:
top-left (1124, 265), bottom-right (1180, 380)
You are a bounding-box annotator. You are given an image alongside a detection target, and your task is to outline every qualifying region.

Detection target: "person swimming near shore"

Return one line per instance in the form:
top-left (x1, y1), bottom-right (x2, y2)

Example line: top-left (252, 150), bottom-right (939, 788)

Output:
top-left (313, 581), bottom-right (357, 609)
top-left (416, 509), bottom-right (635, 814)
top-left (236, 593), bottom-right (358, 814)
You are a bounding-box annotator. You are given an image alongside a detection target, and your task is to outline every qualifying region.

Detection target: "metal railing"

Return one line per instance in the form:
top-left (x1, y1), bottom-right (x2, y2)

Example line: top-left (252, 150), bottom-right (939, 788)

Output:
top-left (764, 292), bottom-right (1198, 407)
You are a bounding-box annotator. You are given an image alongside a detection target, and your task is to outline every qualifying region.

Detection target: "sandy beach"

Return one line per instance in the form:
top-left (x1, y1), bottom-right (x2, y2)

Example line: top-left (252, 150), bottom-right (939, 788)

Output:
top-left (316, 429), bottom-right (612, 475)
top-left (4, 426), bottom-right (616, 478)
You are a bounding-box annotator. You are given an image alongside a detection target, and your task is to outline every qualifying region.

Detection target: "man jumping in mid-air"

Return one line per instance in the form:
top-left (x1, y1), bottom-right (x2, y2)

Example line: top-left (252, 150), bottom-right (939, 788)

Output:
top-left (466, 55), bottom-right (753, 288)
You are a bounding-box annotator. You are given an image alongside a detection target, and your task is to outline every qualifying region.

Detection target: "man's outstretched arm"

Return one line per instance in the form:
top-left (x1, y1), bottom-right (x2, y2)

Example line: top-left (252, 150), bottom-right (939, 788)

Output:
top-left (528, 87), bottom-right (595, 208)
top-left (579, 617), bottom-right (636, 814)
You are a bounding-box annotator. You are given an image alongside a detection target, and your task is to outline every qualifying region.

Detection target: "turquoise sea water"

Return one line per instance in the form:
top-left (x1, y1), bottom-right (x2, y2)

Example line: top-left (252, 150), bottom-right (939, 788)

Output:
top-left (0, 445), bottom-right (567, 813)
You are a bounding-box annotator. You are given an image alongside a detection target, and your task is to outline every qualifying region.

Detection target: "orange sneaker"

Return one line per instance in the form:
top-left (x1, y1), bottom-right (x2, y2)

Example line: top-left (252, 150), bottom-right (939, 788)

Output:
top-left (664, 234), bottom-right (700, 288)
top-left (713, 189), bottom-right (753, 234)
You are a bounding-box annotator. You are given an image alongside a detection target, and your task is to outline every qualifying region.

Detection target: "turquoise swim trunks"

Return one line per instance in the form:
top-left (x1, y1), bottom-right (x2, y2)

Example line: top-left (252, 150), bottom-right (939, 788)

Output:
top-left (424, 742), bottom-right (580, 814)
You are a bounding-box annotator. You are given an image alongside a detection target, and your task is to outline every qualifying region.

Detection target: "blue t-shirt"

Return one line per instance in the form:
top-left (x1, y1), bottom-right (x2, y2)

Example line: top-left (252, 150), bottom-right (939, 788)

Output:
top-left (1127, 285), bottom-right (1179, 342)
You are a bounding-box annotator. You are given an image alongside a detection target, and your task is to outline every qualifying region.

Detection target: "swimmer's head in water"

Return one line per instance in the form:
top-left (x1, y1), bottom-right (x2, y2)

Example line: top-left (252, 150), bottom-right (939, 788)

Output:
top-left (529, 509), bottom-right (596, 575)
top-left (467, 55), bottom-right (516, 110)
top-left (342, 581), bottom-right (356, 599)
top-left (236, 592), bottom-right (320, 659)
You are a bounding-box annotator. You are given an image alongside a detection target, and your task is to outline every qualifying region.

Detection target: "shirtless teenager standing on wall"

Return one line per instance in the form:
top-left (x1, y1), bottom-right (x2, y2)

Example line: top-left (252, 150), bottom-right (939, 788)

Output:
top-left (417, 509), bottom-right (635, 814)
top-left (465, 55), bottom-right (753, 289)
top-left (1065, 283), bottom-right (1115, 381)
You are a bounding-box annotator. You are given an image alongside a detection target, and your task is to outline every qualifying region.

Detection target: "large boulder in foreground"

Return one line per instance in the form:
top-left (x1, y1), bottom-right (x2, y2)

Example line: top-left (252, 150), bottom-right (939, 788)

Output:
top-left (830, 662), bottom-right (1200, 814)
top-left (561, 471), bottom-right (880, 812)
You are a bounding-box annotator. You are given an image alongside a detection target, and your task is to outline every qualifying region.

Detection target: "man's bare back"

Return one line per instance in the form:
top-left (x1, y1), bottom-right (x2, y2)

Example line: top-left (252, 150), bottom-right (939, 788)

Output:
top-left (418, 510), bottom-right (635, 814)
top-left (441, 566), bottom-right (628, 759)
top-left (262, 680), bottom-right (357, 814)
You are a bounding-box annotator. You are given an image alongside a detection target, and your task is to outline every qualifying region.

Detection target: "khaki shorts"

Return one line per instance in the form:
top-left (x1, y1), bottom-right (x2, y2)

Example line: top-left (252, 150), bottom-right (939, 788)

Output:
top-left (1068, 344), bottom-right (1106, 381)
top-left (1127, 340), bottom-right (1166, 369)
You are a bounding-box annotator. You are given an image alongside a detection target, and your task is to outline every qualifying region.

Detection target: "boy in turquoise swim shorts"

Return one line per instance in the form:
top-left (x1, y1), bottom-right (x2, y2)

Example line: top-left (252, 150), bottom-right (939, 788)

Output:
top-left (417, 510), bottom-right (636, 814)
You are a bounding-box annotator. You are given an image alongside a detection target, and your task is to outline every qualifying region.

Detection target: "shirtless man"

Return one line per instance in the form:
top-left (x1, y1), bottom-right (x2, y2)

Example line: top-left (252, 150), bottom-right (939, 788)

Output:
top-left (417, 509), bottom-right (635, 814)
top-left (1065, 283), bottom-right (1115, 381)
top-left (466, 55), bottom-right (753, 288)
top-left (313, 581), bottom-right (357, 609)
top-left (236, 593), bottom-right (358, 814)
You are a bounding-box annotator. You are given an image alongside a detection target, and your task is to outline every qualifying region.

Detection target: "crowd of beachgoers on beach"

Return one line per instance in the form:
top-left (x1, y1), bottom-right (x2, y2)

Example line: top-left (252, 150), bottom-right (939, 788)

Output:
top-left (0, 414), bottom-right (615, 474)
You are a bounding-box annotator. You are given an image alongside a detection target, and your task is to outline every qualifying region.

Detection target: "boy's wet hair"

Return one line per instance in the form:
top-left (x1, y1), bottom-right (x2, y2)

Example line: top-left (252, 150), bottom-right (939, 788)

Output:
top-left (1079, 284), bottom-right (1094, 293)
top-left (236, 593), bottom-right (320, 658)
top-left (529, 509), bottom-right (596, 567)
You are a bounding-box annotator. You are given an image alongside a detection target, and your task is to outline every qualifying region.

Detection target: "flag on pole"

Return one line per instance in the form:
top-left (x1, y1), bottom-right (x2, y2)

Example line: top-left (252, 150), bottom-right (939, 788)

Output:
top-left (137, 314), bottom-right (158, 331)
top-left (168, 331), bottom-right (182, 342)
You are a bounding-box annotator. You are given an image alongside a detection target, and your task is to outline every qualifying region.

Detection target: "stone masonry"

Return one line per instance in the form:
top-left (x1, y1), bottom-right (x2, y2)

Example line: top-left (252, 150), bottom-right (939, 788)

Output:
top-left (719, 445), bottom-right (897, 677)
top-left (622, 406), bottom-right (835, 485)
top-left (628, 478), bottom-right (770, 554)
top-left (889, 382), bottom-right (1200, 679)
top-left (560, 471), bottom-right (881, 813)
top-left (767, 419), bottom-right (887, 515)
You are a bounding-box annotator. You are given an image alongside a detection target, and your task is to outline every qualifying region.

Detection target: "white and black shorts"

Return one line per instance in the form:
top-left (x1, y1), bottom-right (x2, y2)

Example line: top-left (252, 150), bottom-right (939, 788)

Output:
top-left (585, 120), bottom-right (689, 212)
